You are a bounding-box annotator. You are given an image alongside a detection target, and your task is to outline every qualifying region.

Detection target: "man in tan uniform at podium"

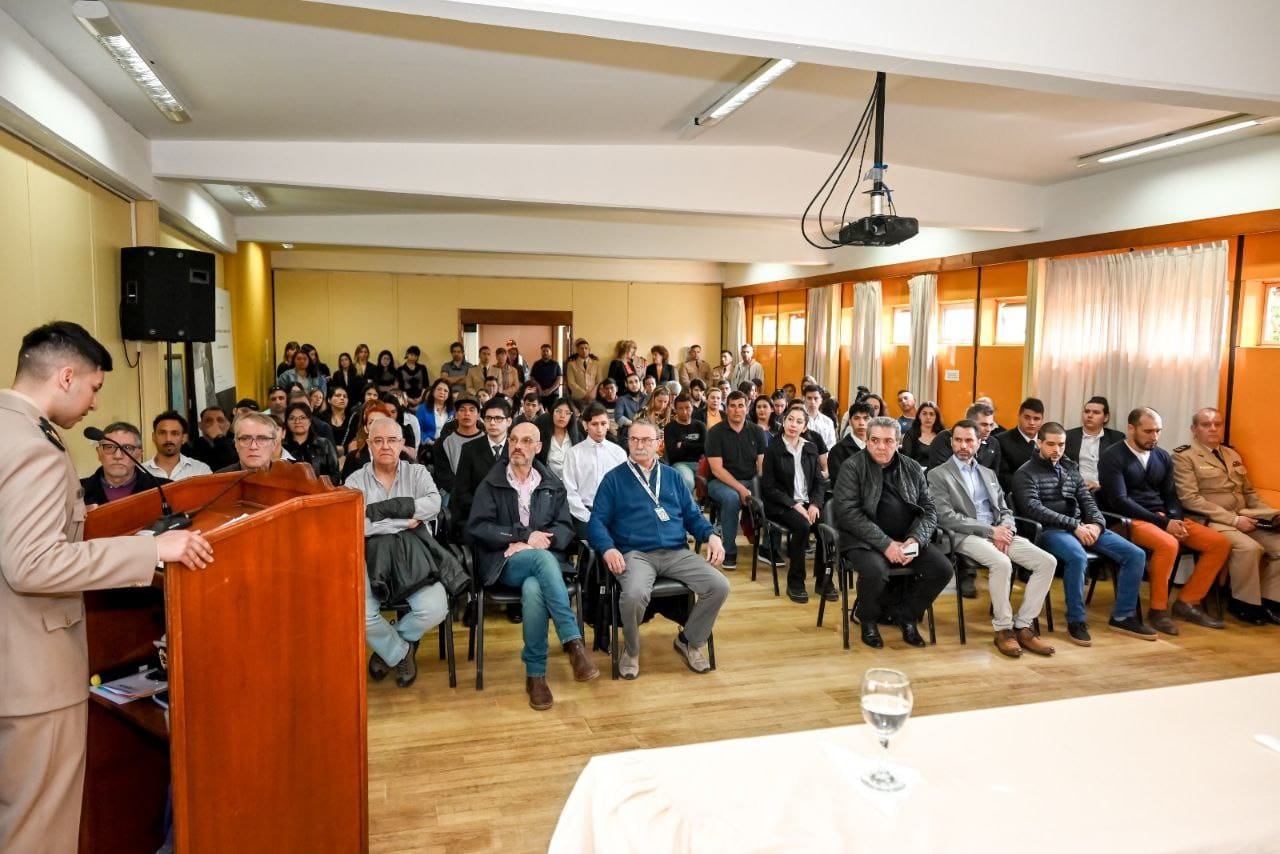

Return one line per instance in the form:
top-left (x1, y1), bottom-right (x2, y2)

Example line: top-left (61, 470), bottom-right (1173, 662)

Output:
top-left (0, 322), bottom-right (213, 853)
top-left (1173, 407), bottom-right (1280, 625)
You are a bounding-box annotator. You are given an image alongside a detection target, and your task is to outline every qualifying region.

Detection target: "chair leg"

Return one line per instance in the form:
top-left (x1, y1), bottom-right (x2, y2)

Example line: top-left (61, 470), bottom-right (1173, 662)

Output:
top-left (1045, 589), bottom-right (1055, 633)
top-left (816, 560), bottom-right (830, 627)
top-left (926, 605), bottom-right (937, 645)
top-left (842, 565), bottom-right (851, 650)
top-left (443, 612), bottom-right (457, 689)
top-left (610, 580), bottom-right (621, 680)
top-left (438, 619), bottom-right (447, 660)
top-left (772, 530), bottom-right (782, 597)
top-left (474, 591), bottom-right (485, 691)
top-left (707, 631), bottom-right (717, 670)
top-left (955, 569), bottom-right (967, 645)
top-left (1086, 572), bottom-right (1097, 604)
top-left (751, 534), bottom-right (759, 581)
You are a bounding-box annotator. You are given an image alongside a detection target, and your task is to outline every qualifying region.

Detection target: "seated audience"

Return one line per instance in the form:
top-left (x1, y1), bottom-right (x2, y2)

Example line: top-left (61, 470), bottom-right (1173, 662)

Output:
top-left (1097, 407), bottom-right (1228, 633)
top-left (308, 387), bottom-right (328, 420)
top-left (530, 343), bottom-right (563, 410)
top-left (514, 393), bottom-right (543, 427)
top-left (144, 411), bottom-right (211, 482)
top-left (373, 350), bottom-right (399, 395)
top-left (467, 422), bottom-right (598, 710)
top-left (283, 402), bottom-right (341, 483)
top-left (1173, 407), bottom-right (1280, 625)
top-left (1065, 396), bottom-right (1124, 491)
top-left (997, 398), bottom-right (1046, 491)
top-left (663, 394), bottom-right (706, 493)
top-left (679, 344), bottom-right (712, 389)
top-left (588, 419), bottom-right (729, 679)
top-left (464, 345), bottom-right (494, 395)
top-left (751, 395), bottom-right (778, 444)
top-left (340, 402), bottom-right (407, 480)
top-left (901, 401), bottom-right (943, 467)
top-left (265, 385), bottom-right (288, 422)
top-left (831, 416), bottom-right (952, 649)
top-left (439, 341), bottom-right (472, 397)
top-left (481, 376), bottom-right (507, 410)
top-left (325, 386), bottom-right (358, 458)
top-left (452, 399), bottom-right (511, 529)
top-left (431, 397), bottom-right (482, 496)
top-left (828, 401), bottom-right (872, 486)
top-left (861, 393), bottom-right (886, 420)
top-left (565, 338), bottom-right (601, 407)
top-left (186, 405), bottom-right (237, 471)
top-left (929, 402), bottom-right (1002, 471)
top-left (803, 384), bottom-right (837, 451)
top-left (220, 412), bottom-right (285, 473)
top-left (607, 339), bottom-right (640, 390)
top-left (301, 344), bottom-right (330, 379)
top-left (702, 387), bottom-right (724, 430)
top-left (1012, 422), bottom-right (1151, 644)
top-left (536, 398), bottom-right (583, 481)
top-left (277, 348), bottom-right (327, 395)
top-left (353, 343), bottom-right (379, 396)
top-left (976, 395), bottom-right (1007, 434)
top-left (232, 398), bottom-right (259, 419)
top-left (83, 421), bottom-right (168, 506)
top-left (329, 351), bottom-right (366, 401)
top-left (687, 379), bottom-right (707, 419)
top-left (645, 345), bottom-right (676, 386)
top-left (643, 374), bottom-right (659, 398)
top-left (415, 379), bottom-right (455, 452)
top-left (705, 391), bottom-right (766, 571)
top-left (641, 385), bottom-right (674, 436)
top-left (896, 389), bottom-right (918, 435)
top-left (346, 417), bottom-right (454, 689)
top-left (397, 346), bottom-right (430, 407)
top-left (563, 403), bottom-right (628, 538)
top-left (616, 373), bottom-right (647, 429)
top-left (929, 420), bottom-right (1057, 657)
top-left (595, 378), bottom-right (623, 442)
top-left (761, 406), bottom-right (829, 603)
top-left (275, 340), bottom-right (299, 378)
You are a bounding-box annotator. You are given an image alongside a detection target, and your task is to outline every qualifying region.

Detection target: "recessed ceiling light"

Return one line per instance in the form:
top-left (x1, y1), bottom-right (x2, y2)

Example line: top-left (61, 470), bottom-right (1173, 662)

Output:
top-left (72, 1), bottom-right (190, 123)
top-left (1080, 114), bottom-right (1264, 165)
top-left (692, 58), bottom-right (796, 130)
top-left (233, 186), bottom-right (267, 210)
top-left (281, 243), bottom-right (294, 249)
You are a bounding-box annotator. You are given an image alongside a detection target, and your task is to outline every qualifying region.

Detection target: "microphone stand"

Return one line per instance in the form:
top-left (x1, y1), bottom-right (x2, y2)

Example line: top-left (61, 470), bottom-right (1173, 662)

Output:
top-left (84, 427), bottom-right (192, 533)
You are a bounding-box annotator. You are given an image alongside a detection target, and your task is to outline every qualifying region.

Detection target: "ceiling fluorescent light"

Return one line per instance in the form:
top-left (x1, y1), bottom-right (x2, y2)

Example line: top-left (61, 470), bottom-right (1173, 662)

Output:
top-left (72, 1), bottom-right (191, 123)
top-left (693, 58), bottom-right (796, 129)
top-left (1084, 115), bottom-right (1261, 165)
top-left (233, 186), bottom-right (268, 210)
top-left (280, 243), bottom-right (295, 249)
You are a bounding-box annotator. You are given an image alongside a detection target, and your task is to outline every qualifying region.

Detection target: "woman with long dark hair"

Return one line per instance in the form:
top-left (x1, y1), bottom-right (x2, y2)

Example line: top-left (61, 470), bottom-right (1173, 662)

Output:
top-left (536, 398), bottom-right (584, 479)
top-left (326, 385), bottom-right (357, 459)
top-left (760, 405), bottom-right (827, 603)
top-left (301, 343), bottom-right (329, 379)
top-left (277, 349), bottom-right (327, 395)
top-left (330, 351), bottom-right (365, 399)
top-left (752, 395), bottom-right (778, 445)
top-left (283, 402), bottom-right (341, 483)
top-left (373, 350), bottom-right (399, 395)
top-left (276, 341), bottom-right (300, 378)
top-left (416, 378), bottom-right (455, 450)
top-left (902, 401), bottom-right (944, 466)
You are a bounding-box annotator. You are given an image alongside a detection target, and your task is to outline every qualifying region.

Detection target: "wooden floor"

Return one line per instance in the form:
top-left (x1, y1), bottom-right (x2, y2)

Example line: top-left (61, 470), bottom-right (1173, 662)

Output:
top-left (367, 550), bottom-right (1280, 853)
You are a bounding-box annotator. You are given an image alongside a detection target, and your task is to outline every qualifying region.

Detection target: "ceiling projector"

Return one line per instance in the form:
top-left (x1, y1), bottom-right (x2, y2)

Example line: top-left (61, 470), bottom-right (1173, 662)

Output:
top-left (837, 214), bottom-right (919, 247)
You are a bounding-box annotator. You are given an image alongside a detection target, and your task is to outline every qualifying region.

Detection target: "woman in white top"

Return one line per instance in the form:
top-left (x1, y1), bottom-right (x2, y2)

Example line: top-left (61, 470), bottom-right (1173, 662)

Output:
top-left (760, 404), bottom-right (828, 604)
top-left (537, 399), bottom-right (584, 480)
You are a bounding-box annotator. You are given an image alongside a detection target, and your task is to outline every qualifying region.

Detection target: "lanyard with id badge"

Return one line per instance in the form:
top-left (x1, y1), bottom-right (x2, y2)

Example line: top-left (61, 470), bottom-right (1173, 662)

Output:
top-left (629, 462), bottom-right (670, 522)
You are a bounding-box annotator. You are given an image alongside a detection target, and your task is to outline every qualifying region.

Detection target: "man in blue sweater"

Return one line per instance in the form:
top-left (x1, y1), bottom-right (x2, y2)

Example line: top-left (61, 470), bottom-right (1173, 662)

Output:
top-left (588, 419), bottom-right (730, 679)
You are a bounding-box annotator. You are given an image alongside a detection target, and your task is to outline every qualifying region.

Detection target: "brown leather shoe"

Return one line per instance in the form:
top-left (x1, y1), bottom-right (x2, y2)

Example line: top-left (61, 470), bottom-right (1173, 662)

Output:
top-left (1015, 626), bottom-right (1055, 656)
top-left (994, 629), bottom-right (1022, 658)
top-left (563, 638), bottom-right (600, 682)
top-left (1146, 608), bottom-right (1179, 635)
top-left (1172, 599), bottom-right (1225, 629)
top-left (526, 676), bottom-right (553, 711)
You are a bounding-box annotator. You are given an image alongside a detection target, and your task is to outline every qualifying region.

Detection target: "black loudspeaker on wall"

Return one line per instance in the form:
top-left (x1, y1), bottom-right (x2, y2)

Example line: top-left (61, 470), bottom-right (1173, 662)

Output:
top-left (120, 246), bottom-right (216, 342)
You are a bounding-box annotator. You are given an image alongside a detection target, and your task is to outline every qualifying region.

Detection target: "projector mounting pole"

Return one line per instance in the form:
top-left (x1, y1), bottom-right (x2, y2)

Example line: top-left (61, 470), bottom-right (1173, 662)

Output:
top-left (870, 71), bottom-right (887, 217)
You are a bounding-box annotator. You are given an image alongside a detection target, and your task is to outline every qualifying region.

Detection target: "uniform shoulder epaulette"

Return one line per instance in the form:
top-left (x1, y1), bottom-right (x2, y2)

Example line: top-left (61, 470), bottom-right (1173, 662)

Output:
top-left (38, 416), bottom-right (66, 452)
top-left (1173, 444), bottom-right (1191, 453)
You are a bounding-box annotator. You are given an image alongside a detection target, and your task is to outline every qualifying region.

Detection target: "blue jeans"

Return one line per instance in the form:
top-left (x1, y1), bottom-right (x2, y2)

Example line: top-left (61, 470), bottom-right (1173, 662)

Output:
top-left (364, 572), bottom-right (449, 666)
top-left (672, 461), bottom-right (697, 494)
top-left (707, 476), bottom-right (751, 559)
top-left (499, 549), bottom-right (581, 676)
top-left (1038, 528), bottom-right (1146, 622)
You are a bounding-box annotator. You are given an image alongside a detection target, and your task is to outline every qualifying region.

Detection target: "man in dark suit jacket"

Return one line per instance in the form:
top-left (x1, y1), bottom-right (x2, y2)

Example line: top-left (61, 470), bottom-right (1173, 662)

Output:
top-left (930, 401), bottom-right (1002, 473)
top-left (1097, 406), bottom-right (1229, 634)
top-left (1064, 395), bottom-right (1124, 491)
top-left (451, 398), bottom-right (511, 533)
top-left (996, 397), bottom-right (1045, 492)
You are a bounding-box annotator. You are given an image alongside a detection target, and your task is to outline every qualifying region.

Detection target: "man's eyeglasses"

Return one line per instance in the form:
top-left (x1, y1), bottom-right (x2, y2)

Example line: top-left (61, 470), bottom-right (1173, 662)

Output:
top-left (483, 415), bottom-right (508, 423)
top-left (628, 436), bottom-right (657, 445)
top-left (235, 434), bottom-right (276, 447)
top-left (98, 442), bottom-right (140, 456)
top-left (286, 415), bottom-right (310, 424)
top-left (509, 436), bottom-right (538, 447)
top-left (368, 437), bottom-right (403, 448)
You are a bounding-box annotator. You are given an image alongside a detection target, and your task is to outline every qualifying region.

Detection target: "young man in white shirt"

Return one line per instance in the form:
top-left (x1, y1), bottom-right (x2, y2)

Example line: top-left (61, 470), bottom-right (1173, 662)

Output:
top-left (562, 403), bottom-right (628, 538)
top-left (803, 384), bottom-right (837, 451)
top-left (143, 411), bottom-right (212, 482)
top-left (1065, 396), bottom-right (1124, 491)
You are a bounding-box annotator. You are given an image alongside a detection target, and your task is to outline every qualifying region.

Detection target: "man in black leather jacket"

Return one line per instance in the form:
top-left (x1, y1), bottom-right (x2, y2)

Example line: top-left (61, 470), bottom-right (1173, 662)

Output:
top-left (831, 417), bottom-right (953, 649)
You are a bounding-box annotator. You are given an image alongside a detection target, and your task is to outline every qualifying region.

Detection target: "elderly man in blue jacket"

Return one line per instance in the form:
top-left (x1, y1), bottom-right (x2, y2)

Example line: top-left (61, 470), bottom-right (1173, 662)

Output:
top-left (588, 418), bottom-right (730, 680)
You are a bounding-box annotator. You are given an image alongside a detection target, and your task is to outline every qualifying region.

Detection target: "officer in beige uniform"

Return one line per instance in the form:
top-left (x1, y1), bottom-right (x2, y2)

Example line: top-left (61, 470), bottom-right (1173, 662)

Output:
top-left (1172, 407), bottom-right (1280, 625)
top-left (0, 322), bottom-right (213, 853)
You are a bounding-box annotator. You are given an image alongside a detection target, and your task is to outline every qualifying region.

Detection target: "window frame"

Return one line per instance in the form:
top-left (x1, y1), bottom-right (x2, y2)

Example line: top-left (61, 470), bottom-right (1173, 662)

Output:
top-left (891, 305), bottom-right (912, 347)
top-left (938, 300), bottom-right (977, 346)
top-left (993, 298), bottom-right (1028, 346)
top-left (1263, 283), bottom-right (1280, 346)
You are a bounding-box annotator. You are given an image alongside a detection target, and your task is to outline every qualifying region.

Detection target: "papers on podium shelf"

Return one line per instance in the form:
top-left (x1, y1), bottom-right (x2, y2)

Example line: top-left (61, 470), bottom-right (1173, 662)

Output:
top-left (91, 670), bottom-right (168, 705)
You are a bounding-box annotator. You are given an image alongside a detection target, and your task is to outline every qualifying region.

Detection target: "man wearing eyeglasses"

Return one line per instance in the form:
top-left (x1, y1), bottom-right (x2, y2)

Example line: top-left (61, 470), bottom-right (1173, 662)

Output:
top-left (219, 412), bottom-right (285, 473)
top-left (81, 421), bottom-right (169, 508)
top-left (588, 419), bottom-right (729, 679)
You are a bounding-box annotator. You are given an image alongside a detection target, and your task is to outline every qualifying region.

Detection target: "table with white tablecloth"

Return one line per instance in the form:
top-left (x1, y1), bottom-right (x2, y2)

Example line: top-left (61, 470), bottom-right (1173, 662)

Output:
top-left (550, 674), bottom-right (1280, 853)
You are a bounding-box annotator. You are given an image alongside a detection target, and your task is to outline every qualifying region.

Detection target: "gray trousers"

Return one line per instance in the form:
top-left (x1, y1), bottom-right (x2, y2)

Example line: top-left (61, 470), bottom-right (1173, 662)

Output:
top-left (618, 548), bottom-right (731, 656)
top-left (954, 534), bottom-right (1056, 631)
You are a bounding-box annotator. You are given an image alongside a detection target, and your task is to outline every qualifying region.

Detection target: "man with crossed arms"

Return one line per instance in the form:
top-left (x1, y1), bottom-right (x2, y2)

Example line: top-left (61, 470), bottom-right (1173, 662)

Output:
top-left (588, 419), bottom-right (730, 679)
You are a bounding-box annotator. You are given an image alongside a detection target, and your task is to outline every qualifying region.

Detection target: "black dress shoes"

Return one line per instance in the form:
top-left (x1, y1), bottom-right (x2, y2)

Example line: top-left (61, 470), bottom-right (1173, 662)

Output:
top-left (860, 622), bottom-right (884, 649)
top-left (1261, 600), bottom-right (1280, 626)
top-left (959, 575), bottom-right (978, 599)
top-left (898, 620), bottom-right (927, 648)
top-left (1228, 598), bottom-right (1268, 626)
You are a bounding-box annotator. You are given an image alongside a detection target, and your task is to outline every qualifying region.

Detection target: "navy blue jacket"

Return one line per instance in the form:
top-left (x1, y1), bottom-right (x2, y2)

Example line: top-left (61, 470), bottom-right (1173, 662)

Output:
top-left (588, 460), bottom-right (715, 554)
top-left (1097, 441), bottom-right (1182, 529)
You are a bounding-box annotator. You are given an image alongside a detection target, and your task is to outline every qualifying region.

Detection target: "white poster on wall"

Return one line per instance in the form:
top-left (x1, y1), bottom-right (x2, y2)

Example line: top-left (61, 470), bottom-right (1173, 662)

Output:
top-left (193, 289), bottom-right (236, 414)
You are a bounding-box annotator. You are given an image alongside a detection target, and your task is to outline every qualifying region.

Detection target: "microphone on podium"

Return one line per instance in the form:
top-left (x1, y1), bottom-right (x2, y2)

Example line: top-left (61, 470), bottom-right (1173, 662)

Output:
top-left (84, 426), bottom-right (192, 533)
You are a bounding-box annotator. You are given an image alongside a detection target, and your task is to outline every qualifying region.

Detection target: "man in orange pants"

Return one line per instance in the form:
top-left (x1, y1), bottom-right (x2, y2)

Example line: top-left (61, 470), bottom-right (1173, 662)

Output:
top-left (1098, 407), bottom-right (1229, 634)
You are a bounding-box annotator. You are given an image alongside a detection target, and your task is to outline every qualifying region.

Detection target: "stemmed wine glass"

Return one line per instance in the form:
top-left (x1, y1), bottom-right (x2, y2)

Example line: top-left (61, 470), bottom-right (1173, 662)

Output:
top-left (859, 668), bottom-right (913, 792)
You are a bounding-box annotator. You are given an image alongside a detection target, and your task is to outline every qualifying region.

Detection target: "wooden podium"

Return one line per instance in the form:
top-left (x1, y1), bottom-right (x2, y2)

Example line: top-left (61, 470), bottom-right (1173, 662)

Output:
top-left (81, 464), bottom-right (368, 853)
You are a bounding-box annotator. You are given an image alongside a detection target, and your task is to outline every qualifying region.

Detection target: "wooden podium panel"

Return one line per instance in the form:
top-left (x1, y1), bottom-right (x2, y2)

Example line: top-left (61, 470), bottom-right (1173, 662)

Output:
top-left (82, 465), bottom-right (368, 853)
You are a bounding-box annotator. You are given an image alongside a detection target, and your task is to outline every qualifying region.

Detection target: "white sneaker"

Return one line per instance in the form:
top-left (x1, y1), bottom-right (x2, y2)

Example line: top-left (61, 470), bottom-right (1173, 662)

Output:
top-left (619, 650), bottom-right (640, 680)
top-left (673, 636), bottom-right (712, 673)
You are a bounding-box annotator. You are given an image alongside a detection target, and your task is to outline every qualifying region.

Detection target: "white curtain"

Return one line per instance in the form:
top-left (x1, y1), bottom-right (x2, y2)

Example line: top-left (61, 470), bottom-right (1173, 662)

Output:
top-left (1032, 241), bottom-right (1228, 447)
top-left (908, 273), bottom-right (938, 403)
top-left (848, 281), bottom-right (882, 402)
top-left (723, 297), bottom-right (746, 357)
top-left (804, 284), bottom-right (839, 389)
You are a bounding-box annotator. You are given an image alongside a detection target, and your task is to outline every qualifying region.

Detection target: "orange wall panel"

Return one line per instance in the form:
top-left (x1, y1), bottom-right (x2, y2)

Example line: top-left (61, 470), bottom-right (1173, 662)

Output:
top-left (935, 345), bottom-right (973, 424)
top-left (976, 346), bottom-right (1025, 428)
top-left (1241, 230), bottom-right (1280, 279)
top-left (1229, 347), bottom-right (1280, 495)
